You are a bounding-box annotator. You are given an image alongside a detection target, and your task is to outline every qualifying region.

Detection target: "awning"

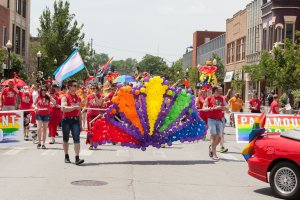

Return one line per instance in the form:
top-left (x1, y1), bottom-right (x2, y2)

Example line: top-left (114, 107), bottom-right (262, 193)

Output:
top-left (224, 71), bottom-right (234, 83)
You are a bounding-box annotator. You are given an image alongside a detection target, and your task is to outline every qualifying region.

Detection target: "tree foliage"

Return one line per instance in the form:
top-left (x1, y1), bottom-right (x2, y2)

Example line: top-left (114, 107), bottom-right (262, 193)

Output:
top-left (137, 54), bottom-right (169, 77)
top-left (38, 0), bottom-right (88, 77)
top-left (111, 58), bottom-right (137, 75)
top-left (244, 38), bottom-right (300, 91)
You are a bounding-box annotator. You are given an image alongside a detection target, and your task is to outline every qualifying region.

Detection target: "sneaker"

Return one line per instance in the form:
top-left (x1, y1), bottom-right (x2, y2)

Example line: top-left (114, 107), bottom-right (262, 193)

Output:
top-left (220, 147), bottom-right (228, 153)
top-left (42, 145), bottom-right (46, 149)
top-left (209, 145), bottom-right (213, 157)
top-left (212, 156), bottom-right (220, 161)
top-left (37, 144), bottom-right (41, 149)
top-left (56, 132), bottom-right (59, 136)
top-left (89, 146), bottom-right (93, 150)
top-left (75, 158), bottom-right (85, 165)
top-left (65, 157), bottom-right (71, 163)
top-left (24, 135), bottom-right (29, 141)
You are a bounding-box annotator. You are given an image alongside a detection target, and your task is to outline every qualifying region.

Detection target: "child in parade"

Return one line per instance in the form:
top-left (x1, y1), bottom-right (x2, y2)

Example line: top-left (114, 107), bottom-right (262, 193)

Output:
top-left (19, 86), bottom-right (33, 140)
top-left (48, 89), bottom-right (62, 144)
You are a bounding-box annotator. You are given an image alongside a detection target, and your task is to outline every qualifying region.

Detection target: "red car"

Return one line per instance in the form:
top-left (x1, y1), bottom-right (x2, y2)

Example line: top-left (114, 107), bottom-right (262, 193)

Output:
top-left (247, 129), bottom-right (300, 199)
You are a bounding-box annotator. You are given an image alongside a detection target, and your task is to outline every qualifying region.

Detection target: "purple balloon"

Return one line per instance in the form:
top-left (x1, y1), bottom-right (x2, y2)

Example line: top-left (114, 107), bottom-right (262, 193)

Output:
top-left (164, 80), bottom-right (169, 85)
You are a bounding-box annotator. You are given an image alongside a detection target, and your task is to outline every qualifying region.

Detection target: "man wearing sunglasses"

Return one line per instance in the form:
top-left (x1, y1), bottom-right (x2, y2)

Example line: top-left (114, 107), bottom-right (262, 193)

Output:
top-left (61, 79), bottom-right (84, 165)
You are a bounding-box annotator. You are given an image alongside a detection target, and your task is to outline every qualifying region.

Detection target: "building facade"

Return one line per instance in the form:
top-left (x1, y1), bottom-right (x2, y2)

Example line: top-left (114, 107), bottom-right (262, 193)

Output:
top-left (246, 0), bottom-right (262, 65)
top-left (183, 31), bottom-right (225, 68)
top-left (224, 9), bottom-right (248, 99)
top-left (0, 0), bottom-right (31, 73)
top-left (0, 3), bottom-right (10, 49)
top-left (197, 33), bottom-right (226, 66)
top-left (262, 0), bottom-right (300, 52)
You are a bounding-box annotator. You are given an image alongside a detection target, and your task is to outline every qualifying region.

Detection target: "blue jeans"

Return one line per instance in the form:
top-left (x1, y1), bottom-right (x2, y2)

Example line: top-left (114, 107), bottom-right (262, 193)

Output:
top-left (208, 118), bottom-right (224, 136)
top-left (62, 118), bottom-right (80, 143)
top-left (36, 114), bottom-right (50, 122)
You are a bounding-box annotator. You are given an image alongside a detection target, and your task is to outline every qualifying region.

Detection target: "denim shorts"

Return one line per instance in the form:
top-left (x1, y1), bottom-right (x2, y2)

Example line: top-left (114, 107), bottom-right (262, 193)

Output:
top-left (208, 118), bottom-right (224, 136)
top-left (36, 114), bottom-right (50, 122)
top-left (62, 118), bottom-right (80, 143)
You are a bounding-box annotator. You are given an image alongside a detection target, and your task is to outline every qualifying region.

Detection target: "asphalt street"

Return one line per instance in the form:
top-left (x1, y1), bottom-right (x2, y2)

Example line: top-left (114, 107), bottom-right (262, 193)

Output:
top-left (0, 126), bottom-right (279, 200)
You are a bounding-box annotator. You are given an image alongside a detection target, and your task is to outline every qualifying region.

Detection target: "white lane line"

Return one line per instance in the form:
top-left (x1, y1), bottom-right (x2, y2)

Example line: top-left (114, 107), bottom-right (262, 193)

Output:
top-left (80, 150), bottom-right (93, 156)
top-left (3, 147), bottom-right (26, 155)
top-left (153, 151), bottom-right (167, 159)
top-left (219, 153), bottom-right (240, 161)
top-left (116, 150), bottom-right (129, 157)
top-left (41, 150), bottom-right (58, 156)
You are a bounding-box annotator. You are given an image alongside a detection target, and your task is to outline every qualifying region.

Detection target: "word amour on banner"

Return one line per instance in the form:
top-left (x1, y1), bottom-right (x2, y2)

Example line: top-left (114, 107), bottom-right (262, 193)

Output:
top-left (235, 114), bottom-right (300, 143)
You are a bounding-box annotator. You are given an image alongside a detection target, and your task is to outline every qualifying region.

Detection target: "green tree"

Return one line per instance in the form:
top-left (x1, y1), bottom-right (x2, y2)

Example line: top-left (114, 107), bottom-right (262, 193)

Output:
top-left (38, 0), bottom-right (88, 77)
top-left (244, 38), bottom-right (300, 91)
top-left (111, 58), bottom-right (137, 75)
top-left (212, 54), bottom-right (225, 83)
top-left (0, 49), bottom-right (5, 66)
top-left (137, 54), bottom-right (169, 78)
top-left (231, 70), bottom-right (245, 93)
top-left (167, 58), bottom-right (185, 83)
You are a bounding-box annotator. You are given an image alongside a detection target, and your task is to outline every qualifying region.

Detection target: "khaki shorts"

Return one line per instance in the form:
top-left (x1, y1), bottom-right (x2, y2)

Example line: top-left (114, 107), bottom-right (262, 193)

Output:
top-left (2, 106), bottom-right (16, 111)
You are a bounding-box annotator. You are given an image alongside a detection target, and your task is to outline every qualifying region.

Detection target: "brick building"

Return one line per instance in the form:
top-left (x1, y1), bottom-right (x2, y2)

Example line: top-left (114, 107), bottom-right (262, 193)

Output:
top-left (0, 0), bottom-right (31, 75)
top-left (0, 3), bottom-right (9, 49)
top-left (224, 9), bottom-right (248, 100)
top-left (183, 31), bottom-right (225, 68)
top-left (262, 0), bottom-right (300, 52)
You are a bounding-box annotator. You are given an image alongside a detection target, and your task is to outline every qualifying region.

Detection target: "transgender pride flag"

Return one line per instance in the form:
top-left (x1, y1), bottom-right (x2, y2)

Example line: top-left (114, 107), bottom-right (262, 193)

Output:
top-left (54, 50), bottom-right (85, 83)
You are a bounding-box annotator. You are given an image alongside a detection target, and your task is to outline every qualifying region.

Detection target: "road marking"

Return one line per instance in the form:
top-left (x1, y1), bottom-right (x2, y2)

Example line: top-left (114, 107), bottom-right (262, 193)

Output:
top-left (3, 147), bottom-right (26, 155)
top-left (153, 151), bottom-right (167, 159)
top-left (116, 150), bottom-right (129, 157)
top-left (80, 150), bottom-right (93, 156)
top-left (219, 153), bottom-right (240, 161)
top-left (41, 150), bottom-right (58, 156)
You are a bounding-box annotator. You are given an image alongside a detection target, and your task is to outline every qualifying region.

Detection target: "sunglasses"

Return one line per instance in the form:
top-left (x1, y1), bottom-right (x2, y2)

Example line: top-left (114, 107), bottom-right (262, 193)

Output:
top-left (41, 89), bottom-right (47, 91)
top-left (71, 84), bottom-right (78, 87)
top-left (91, 88), bottom-right (96, 90)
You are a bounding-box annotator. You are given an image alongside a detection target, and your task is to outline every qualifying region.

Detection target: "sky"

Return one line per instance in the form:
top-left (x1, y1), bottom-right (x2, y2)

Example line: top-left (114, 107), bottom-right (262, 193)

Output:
top-left (30, 0), bottom-right (251, 63)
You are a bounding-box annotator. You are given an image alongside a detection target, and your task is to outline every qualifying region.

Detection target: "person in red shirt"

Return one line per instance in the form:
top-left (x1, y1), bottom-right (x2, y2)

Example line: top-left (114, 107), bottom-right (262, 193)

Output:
top-left (1, 80), bottom-right (19, 110)
top-left (197, 90), bottom-right (208, 125)
top-left (48, 89), bottom-right (62, 144)
top-left (19, 86), bottom-right (33, 140)
top-left (269, 94), bottom-right (285, 114)
top-left (61, 80), bottom-right (84, 165)
top-left (34, 86), bottom-right (56, 149)
top-left (84, 85), bottom-right (103, 149)
top-left (203, 86), bottom-right (228, 161)
top-left (103, 87), bottom-right (115, 108)
top-left (249, 92), bottom-right (262, 113)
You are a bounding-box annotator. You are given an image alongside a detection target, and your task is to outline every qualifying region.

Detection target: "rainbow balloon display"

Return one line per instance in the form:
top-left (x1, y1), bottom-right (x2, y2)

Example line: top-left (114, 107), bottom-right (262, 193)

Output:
top-left (90, 76), bottom-right (207, 150)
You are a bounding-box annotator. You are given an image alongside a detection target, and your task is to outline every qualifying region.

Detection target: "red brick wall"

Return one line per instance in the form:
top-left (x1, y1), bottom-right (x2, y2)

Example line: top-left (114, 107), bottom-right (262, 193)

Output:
top-left (192, 31), bottom-right (225, 67)
top-left (0, 5), bottom-right (10, 46)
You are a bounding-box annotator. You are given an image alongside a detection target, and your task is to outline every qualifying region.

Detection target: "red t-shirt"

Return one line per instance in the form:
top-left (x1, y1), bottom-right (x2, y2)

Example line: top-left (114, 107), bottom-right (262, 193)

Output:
top-left (206, 95), bottom-right (225, 120)
top-left (87, 94), bottom-right (102, 116)
top-left (50, 96), bottom-right (61, 114)
top-left (198, 96), bottom-right (205, 109)
top-left (249, 98), bottom-right (262, 111)
top-left (19, 92), bottom-right (33, 110)
top-left (63, 93), bottom-right (81, 118)
top-left (270, 101), bottom-right (279, 114)
top-left (1, 87), bottom-right (18, 106)
top-left (36, 96), bottom-right (51, 116)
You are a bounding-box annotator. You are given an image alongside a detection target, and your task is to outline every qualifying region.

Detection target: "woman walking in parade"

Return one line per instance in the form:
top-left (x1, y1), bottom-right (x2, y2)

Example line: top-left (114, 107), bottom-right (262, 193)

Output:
top-left (34, 85), bottom-right (56, 149)
top-left (48, 88), bottom-right (62, 144)
top-left (85, 85), bottom-right (103, 150)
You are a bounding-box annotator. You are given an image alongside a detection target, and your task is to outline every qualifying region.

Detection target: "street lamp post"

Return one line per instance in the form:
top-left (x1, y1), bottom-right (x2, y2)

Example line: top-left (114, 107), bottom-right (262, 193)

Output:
top-left (37, 51), bottom-right (42, 71)
top-left (5, 40), bottom-right (12, 78)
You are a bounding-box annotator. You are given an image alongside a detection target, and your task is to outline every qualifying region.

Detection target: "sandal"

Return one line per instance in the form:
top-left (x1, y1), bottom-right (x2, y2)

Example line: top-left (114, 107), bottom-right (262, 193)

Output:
top-left (209, 145), bottom-right (213, 157)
